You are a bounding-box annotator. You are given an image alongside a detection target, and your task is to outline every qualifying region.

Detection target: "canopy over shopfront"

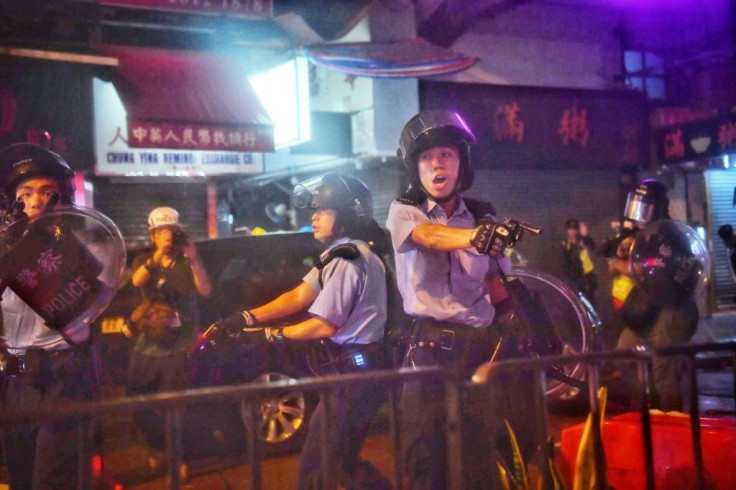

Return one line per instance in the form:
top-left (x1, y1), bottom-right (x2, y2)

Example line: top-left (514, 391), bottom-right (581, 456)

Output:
top-left (102, 46), bottom-right (275, 153)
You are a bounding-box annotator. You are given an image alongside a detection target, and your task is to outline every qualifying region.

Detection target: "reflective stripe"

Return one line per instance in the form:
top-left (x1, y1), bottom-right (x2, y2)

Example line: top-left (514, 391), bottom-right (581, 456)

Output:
top-left (612, 274), bottom-right (635, 310)
top-left (580, 248), bottom-right (594, 274)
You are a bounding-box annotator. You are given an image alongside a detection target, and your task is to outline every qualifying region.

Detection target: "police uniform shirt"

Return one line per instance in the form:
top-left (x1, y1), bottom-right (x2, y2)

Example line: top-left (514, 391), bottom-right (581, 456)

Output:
top-left (1, 289), bottom-right (88, 355)
top-left (302, 238), bottom-right (387, 345)
top-left (387, 197), bottom-right (511, 328)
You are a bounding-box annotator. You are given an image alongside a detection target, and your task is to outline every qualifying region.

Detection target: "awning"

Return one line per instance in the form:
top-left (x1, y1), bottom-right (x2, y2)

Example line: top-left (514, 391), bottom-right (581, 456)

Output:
top-left (101, 46), bottom-right (274, 152)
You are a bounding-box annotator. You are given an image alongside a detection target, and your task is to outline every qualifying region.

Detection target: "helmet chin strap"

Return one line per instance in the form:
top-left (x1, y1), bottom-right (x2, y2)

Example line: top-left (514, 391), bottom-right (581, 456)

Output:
top-left (421, 182), bottom-right (460, 205)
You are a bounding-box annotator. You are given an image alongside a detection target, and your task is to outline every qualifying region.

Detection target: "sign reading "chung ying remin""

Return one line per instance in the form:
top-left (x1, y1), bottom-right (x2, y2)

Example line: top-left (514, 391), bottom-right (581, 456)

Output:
top-left (96, 0), bottom-right (273, 18)
top-left (93, 78), bottom-right (264, 177)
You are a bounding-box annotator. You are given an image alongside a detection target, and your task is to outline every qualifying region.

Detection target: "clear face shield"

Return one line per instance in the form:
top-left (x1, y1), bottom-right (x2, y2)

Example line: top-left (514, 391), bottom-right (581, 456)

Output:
top-left (291, 175), bottom-right (329, 210)
top-left (291, 174), bottom-right (368, 217)
top-left (624, 192), bottom-right (655, 224)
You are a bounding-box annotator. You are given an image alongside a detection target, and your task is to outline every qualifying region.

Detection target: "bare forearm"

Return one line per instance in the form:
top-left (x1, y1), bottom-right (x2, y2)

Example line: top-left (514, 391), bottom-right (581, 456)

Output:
top-left (250, 282), bottom-right (318, 323)
top-left (282, 317), bottom-right (337, 341)
top-left (410, 223), bottom-right (474, 251)
top-left (189, 257), bottom-right (212, 296)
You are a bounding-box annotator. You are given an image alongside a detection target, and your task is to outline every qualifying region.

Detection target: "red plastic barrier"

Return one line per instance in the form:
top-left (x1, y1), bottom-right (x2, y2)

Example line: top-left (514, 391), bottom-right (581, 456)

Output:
top-left (558, 412), bottom-right (736, 489)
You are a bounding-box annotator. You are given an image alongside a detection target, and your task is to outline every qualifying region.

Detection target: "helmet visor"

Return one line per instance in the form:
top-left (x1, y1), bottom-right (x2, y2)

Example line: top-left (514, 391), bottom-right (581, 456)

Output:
top-left (292, 175), bottom-right (329, 210)
top-left (624, 193), bottom-right (655, 223)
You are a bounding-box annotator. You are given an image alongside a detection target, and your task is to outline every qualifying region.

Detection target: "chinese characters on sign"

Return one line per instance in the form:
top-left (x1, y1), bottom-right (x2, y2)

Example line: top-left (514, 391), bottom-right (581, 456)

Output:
top-left (494, 102), bottom-right (525, 144)
top-left (558, 106), bottom-right (590, 147)
top-left (97, 0), bottom-right (273, 18)
top-left (718, 122), bottom-right (736, 151)
top-left (126, 120), bottom-right (273, 153)
top-left (663, 129), bottom-right (685, 160)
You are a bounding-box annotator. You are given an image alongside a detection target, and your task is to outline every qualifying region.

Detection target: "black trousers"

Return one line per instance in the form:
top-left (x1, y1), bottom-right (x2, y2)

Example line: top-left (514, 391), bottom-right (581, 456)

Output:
top-left (1, 346), bottom-right (97, 490)
top-left (126, 329), bottom-right (192, 452)
top-left (401, 322), bottom-right (538, 490)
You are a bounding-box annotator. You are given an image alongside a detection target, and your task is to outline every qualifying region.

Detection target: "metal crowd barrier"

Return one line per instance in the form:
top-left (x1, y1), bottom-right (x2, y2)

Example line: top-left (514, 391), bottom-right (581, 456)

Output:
top-left (0, 341), bottom-right (734, 490)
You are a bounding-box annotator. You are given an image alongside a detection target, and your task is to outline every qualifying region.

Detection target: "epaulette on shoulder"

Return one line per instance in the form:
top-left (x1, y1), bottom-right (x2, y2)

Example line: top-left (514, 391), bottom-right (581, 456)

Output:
top-left (316, 243), bottom-right (360, 270)
top-left (464, 197), bottom-right (497, 220)
top-left (396, 196), bottom-right (419, 206)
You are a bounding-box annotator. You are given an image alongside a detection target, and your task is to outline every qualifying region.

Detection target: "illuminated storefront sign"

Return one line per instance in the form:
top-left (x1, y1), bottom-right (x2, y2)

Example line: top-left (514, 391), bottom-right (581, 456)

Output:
top-left (422, 81), bottom-right (649, 169)
top-left (93, 78), bottom-right (264, 176)
top-left (656, 114), bottom-right (736, 164)
top-left (97, 0), bottom-right (273, 18)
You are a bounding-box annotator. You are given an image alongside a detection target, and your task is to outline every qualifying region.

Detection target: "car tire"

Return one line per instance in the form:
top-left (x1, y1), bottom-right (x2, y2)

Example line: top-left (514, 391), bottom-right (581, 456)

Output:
top-left (245, 372), bottom-right (316, 457)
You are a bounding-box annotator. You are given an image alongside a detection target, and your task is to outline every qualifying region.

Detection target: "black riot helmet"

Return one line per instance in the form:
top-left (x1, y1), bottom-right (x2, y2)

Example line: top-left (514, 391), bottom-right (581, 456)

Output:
top-left (0, 143), bottom-right (75, 206)
top-left (292, 172), bottom-right (379, 241)
top-left (397, 110), bottom-right (476, 198)
top-left (624, 179), bottom-right (670, 224)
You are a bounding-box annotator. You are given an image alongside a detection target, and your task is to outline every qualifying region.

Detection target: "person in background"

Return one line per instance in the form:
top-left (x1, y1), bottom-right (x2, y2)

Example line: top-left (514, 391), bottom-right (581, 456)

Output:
top-left (607, 179), bottom-right (699, 411)
top-left (127, 206), bottom-right (212, 473)
top-left (0, 143), bottom-right (98, 489)
top-left (219, 173), bottom-right (392, 490)
top-left (560, 218), bottom-right (598, 305)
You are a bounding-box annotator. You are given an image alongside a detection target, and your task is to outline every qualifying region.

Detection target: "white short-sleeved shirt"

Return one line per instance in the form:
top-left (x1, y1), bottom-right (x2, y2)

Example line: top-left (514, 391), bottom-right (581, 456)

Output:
top-left (386, 197), bottom-right (511, 328)
top-left (302, 238), bottom-right (387, 345)
top-left (1, 289), bottom-right (89, 354)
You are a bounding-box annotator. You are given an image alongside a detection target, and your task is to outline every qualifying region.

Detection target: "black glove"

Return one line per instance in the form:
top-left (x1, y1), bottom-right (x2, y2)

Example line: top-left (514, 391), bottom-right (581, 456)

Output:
top-left (471, 222), bottom-right (513, 258)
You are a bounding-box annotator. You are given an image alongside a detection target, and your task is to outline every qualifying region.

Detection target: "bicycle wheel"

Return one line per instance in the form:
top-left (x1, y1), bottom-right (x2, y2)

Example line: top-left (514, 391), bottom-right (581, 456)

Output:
top-left (505, 267), bottom-right (601, 402)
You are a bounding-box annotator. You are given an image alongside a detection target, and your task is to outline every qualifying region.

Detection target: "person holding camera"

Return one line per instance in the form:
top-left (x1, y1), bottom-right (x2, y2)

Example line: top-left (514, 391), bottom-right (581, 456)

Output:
top-left (387, 110), bottom-right (536, 489)
top-left (127, 206), bottom-right (211, 471)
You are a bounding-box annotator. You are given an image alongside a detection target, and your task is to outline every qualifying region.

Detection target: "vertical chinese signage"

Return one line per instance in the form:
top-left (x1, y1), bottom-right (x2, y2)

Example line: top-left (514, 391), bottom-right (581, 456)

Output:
top-left (656, 114), bottom-right (736, 164)
top-left (420, 82), bottom-right (649, 169)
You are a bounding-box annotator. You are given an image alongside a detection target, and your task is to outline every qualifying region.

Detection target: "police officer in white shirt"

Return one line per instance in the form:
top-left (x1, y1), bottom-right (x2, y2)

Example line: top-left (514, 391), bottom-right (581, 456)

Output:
top-left (0, 143), bottom-right (98, 489)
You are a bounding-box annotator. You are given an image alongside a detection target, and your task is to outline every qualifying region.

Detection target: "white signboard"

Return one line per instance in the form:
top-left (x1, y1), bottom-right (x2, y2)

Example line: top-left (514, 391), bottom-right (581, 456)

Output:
top-left (93, 78), bottom-right (264, 177)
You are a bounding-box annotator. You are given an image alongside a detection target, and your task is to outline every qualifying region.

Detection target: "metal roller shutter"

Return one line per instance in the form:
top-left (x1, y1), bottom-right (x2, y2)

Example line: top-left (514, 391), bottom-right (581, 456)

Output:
top-left (356, 165), bottom-right (403, 226)
top-left (466, 168), bottom-right (621, 275)
top-left (93, 181), bottom-right (208, 251)
top-left (705, 170), bottom-right (736, 308)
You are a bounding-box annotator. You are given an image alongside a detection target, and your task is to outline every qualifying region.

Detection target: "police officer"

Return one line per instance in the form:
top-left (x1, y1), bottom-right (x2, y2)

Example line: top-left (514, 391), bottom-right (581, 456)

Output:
top-left (387, 110), bottom-right (529, 488)
top-left (220, 173), bottom-right (391, 490)
top-left (0, 143), bottom-right (98, 489)
top-left (560, 218), bottom-right (598, 305)
top-left (608, 179), bottom-right (699, 411)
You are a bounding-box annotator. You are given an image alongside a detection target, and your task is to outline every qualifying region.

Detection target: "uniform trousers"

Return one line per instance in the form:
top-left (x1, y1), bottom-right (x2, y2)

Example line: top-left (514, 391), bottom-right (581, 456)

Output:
top-left (1, 345), bottom-right (97, 489)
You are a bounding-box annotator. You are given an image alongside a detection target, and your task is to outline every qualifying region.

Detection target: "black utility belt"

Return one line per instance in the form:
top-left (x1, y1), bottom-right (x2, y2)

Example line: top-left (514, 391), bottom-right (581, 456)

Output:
top-left (410, 317), bottom-right (489, 351)
top-left (2, 347), bottom-right (86, 376)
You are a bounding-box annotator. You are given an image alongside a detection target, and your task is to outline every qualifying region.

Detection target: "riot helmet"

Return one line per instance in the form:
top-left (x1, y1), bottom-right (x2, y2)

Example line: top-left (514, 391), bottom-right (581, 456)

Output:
top-left (397, 110), bottom-right (476, 196)
top-left (624, 179), bottom-right (670, 224)
top-left (292, 172), bottom-right (378, 241)
top-left (0, 143), bottom-right (75, 206)
top-left (292, 173), bottom-right (372, 219)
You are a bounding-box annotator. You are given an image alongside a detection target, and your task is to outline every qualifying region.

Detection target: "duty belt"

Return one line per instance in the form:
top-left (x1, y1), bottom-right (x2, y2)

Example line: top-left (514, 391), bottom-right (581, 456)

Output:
top-left (408, 317), bottom-right (491, 367)
top-left (2, 347), bottom-right (83, 376)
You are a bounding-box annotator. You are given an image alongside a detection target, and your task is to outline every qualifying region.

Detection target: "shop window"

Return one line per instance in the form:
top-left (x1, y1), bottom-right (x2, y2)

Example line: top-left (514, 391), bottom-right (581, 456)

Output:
top-left (624, 50), bottom-right (666, 100)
